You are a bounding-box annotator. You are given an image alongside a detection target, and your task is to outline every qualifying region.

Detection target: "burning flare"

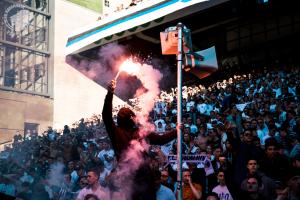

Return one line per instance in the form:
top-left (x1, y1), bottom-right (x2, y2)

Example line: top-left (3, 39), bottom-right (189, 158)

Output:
top-left (115, 58), bottom-right (140, 80)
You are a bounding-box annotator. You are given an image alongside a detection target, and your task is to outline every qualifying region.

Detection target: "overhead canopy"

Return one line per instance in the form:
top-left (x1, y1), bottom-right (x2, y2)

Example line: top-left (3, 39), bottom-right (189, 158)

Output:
top-left (66, 0), bottom-right (229, 55)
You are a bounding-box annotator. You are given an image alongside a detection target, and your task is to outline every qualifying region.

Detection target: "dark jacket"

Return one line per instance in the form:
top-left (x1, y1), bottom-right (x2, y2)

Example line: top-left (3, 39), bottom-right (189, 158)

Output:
top-left (102, 91), bottom-right (177, 161)
top-left (241, 171), bottom-right (277, 200)
top-left (259, 154), bottom-right (290, 183)
top-left (102, 91), bottom-right (177, 200)
top-left (234, 142), bottom-right (262, 185)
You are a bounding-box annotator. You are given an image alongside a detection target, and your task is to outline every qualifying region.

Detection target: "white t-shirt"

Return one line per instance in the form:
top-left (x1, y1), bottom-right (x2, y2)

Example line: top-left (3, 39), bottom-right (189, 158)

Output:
top-left (273, 88), bottom-right (281, 98)
top-left (212, 185), bottom-right (233, 200)
top-left (288, 86), bottom-right (296, 96)
top-left (98, 149), bottom-right (115, 171)
top-left (76, 185), bottom-right (108, 200)
top-left (270, 104), bottom-right (276, 112)
top-left (99, 168), bottom-right (110, 186)
top-left (155, 102), bottom-right (166, 114)
top-left (161, 140), bottom-right (175, 156)
top-left (186, 101), bottom-right (195, 112)
top-left (221, 132), bottom-right (228, 151)
top-left (156, 185), bottom-right (176, 200)
top-left (190, 124), bottom-right (198, 134)
top-left (279, 111), bottom-right (287, 123)
top-left (205, 104), bottom-right (213, 116)
top-left (20, 172), bottom-right (34, 184)
top-left (236, 103), bottom-right (248, 112)
top-left (172, 109), bottom-right (177, 115)
top-left (257, 129), bottom-right (265, 145)
top-left (197, 103), bottom-right (207, 114)
top-left (155, 119), bottom-right (166, 127)
top-left (71, 170), bottom-right (79, 184)
top-left (156, 123), bottom-right (166, 133)
top-left (0, 183), bottom-right (16, 197)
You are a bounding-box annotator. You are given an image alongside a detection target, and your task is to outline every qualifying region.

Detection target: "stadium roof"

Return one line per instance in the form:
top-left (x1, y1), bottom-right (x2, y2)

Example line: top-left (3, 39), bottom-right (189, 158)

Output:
top-left (65, 0), bottom-right (229, 55)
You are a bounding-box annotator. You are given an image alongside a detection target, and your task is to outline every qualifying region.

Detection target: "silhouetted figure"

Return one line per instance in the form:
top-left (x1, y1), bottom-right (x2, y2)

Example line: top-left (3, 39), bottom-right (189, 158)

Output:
top-left (102, 80), bottom-right (177, 200)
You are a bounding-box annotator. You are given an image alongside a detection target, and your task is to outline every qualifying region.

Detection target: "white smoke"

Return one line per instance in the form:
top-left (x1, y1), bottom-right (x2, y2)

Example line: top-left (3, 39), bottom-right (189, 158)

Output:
top-left (107, 60), bottom-right (163, 199)
top-left (130, 61), bottom-right (163, 137)
top-left (109, 140), bottom-right (146, 200)
top-left (67, 43), bottom-right (165, 200)
top-left (66, 43), bottom-right (141, 99)
top-left (47, 162), bottom-right (65, 187)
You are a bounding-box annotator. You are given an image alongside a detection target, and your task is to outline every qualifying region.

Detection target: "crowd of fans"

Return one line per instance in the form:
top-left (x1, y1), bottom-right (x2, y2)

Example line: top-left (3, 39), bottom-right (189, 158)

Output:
top-left (0, 66), bottom-right (300, 200)
top-left (98, 0), bottom-right (160, 20)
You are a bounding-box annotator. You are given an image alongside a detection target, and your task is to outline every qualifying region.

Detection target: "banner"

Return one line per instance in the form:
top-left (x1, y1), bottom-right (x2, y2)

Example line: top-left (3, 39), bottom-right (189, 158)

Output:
top-left (167, 154), bottom-right (207, 163)
top-left (168, 154), bottom-right (215, 175)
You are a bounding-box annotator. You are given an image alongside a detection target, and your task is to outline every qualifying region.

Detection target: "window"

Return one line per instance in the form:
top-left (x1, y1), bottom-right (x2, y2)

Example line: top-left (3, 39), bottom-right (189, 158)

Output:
top-left (1, 1), bottom-right (49, 50)
top-left (0, 0), bottom-right (50, 95)
top-left (0, 44), bottom-right (49, 94)
top-left (226, 16), bottom-right (295, 52)
top-left (24, 122), bottom-right (39, 138)
top-left (22, 0), bottom-right (48, 11)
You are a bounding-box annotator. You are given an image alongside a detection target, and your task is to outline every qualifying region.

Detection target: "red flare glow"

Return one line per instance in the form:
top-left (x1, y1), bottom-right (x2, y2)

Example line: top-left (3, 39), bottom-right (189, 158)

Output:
top-left (115, 58), bottom-right (140, 80)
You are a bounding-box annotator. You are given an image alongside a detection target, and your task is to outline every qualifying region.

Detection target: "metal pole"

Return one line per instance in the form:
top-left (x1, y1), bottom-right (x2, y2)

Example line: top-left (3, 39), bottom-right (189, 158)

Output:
top-left (176, 22), bottom-right (183, 200)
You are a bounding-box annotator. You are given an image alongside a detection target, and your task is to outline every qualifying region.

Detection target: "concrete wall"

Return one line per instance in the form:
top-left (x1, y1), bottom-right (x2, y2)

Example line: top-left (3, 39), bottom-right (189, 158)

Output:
top-left (0, 0), bottom-right (126, 146)
top-left (0, 91), bottom-right (53, 143)
top-left (53, 0), bottom-right (125, 129)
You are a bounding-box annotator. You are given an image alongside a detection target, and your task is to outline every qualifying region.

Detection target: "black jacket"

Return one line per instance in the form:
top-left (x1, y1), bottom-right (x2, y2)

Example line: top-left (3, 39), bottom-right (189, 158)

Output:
top-left (102, 91), bottom-right (177, 161)
top-left (102, 91), bottom-right (177, 200)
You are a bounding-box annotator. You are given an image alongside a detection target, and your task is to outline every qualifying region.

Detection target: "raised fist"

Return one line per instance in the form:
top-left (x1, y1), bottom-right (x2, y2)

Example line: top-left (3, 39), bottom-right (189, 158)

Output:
top-left (107, 80), bottom-right (116, 93)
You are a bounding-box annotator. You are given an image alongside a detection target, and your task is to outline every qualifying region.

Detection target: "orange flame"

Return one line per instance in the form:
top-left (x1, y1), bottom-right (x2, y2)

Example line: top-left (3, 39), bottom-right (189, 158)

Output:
top-left (120, 58), bottom-right (140, 75)
top-left (115, 58), bottom-right (140, 80)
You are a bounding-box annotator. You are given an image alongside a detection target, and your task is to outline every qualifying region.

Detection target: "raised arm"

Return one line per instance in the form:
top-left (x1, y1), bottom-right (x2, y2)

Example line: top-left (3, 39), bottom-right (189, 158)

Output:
top-left (102, 80), bottom-right (117, 140)
top-left (189, 183), bottom-right (202, 200)
top-left (147, 129), bottom-right (177, 145)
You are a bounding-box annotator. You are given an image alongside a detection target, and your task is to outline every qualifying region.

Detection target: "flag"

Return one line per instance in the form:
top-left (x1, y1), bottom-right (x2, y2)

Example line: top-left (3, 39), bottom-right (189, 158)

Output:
top-left (184, 46), bottom-right (218, 79)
